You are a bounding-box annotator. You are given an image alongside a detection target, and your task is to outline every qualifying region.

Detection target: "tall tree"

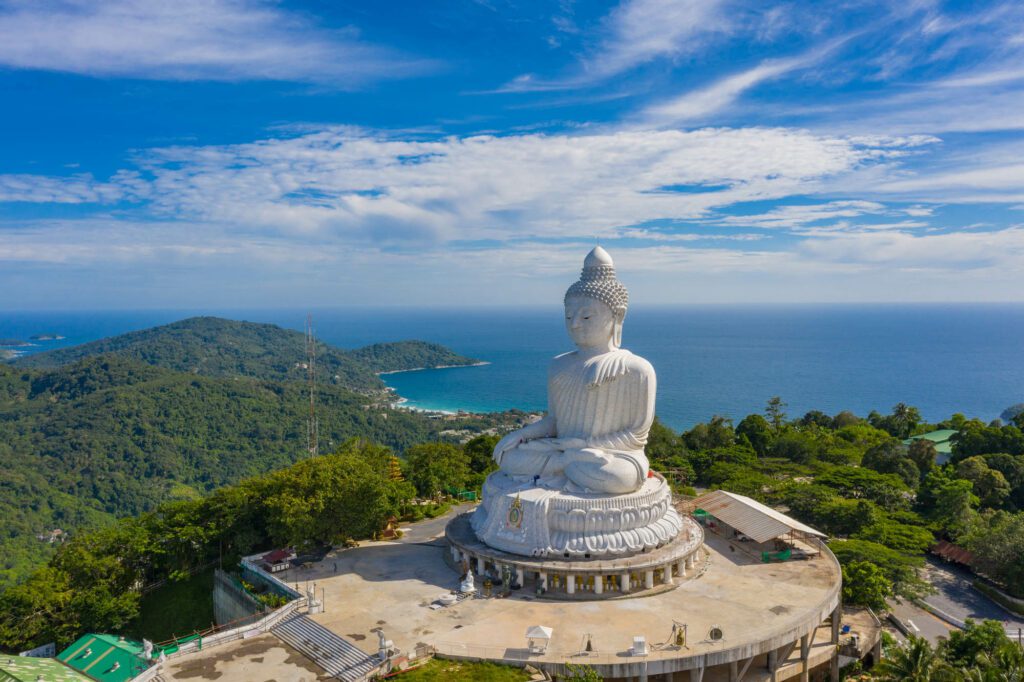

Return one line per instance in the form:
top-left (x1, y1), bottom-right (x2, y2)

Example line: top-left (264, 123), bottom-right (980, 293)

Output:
top-left (765, 396), bottom-right (788, 431)
top-left (405, 442), bottom-right (470, 499)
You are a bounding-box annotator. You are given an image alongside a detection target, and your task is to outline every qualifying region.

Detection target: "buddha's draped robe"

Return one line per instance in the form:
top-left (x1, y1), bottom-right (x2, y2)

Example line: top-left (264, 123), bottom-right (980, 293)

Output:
top-left (499, 348), bottom-right (655, 493)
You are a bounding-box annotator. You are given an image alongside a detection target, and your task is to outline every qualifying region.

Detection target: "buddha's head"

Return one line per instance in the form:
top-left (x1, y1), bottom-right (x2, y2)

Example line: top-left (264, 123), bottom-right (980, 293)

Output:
top-left (564, 247), bottom-right (628, 349)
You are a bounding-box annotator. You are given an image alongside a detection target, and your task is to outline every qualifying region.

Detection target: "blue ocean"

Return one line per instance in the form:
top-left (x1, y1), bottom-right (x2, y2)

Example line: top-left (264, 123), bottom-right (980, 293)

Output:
top-left (3, 305), bottom-right (1023, 431)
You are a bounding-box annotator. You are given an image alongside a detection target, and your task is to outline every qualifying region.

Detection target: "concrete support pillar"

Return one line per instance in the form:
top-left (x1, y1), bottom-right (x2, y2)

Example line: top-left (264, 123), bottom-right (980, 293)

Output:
top-left (678, 560), bottom-right (686, 578)
top-left (799, 633), bottom-right (810, 682)
top-left (539, 572), bottom-right (547, 590)
top-left (831, 606), bottom-right (841, 644)
top-left (450, 545), bottom-right (459, 562)
top-left (729, 661), bottom-right (738, 682)
top-left (768, 649), bottom-right (778, 682)
top-left (567, 574), bottom-right (576, 595)
top-left (664, 563), bottom-right (674, 585)
top-left (621, 572), bottom-right (630, 593)
top-left (645, 570), bottom-right (655, 589)
top-left (594, 575), bottom-right (604, 594)
top-left (516, 567), bottom-right (524, 587)
top-left (689, 667), bottom-right (703, 682)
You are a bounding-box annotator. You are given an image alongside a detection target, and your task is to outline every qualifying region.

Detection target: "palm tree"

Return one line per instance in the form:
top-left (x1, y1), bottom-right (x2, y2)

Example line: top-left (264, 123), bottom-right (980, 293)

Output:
top-left (874, 635), bottom-right (958, 681)
top-left (960, 647), bottom-right (1024, 682)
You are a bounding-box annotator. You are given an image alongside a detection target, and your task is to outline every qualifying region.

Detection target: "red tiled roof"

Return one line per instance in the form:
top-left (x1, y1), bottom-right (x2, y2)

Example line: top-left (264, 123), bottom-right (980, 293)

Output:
top-left (262, 548), bottom-right (293, 563)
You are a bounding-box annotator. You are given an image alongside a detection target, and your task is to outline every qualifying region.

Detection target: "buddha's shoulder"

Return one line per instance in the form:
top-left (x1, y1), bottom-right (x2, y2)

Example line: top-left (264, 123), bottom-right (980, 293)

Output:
top-left (621, 351), bottom-right (655, 376)
top-left (613, 350), bottom-right (654, 378)
top-left (549, 349), bottom-right (654, 377)
top-left (550, 351), bottom-right (578, 374)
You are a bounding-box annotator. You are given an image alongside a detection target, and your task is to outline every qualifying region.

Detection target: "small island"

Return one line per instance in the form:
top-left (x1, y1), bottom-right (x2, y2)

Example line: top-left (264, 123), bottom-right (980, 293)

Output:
top-left (0, 338), bottom-right (30, 347)
top-left (30, 333), bottom-right (65, 341)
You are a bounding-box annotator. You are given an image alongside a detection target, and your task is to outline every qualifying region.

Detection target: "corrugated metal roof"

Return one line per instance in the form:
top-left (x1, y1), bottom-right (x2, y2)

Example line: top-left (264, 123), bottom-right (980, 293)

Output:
top-left (58, 634), bottom-right (150, 682)
top-left (692, 490), bottom-right (827, 544)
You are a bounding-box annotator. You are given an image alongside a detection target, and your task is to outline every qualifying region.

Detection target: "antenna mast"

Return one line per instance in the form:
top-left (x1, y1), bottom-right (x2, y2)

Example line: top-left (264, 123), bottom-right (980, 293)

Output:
top-left (305, 313), bottom-right (319, 457)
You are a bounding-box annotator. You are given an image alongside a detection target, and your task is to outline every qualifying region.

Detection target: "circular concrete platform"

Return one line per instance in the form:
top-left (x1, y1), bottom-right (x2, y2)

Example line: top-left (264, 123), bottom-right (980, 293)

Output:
top-left (446, 512), bottom-right (705, 599)
top-left (293, 507), bottom-right (842, 682)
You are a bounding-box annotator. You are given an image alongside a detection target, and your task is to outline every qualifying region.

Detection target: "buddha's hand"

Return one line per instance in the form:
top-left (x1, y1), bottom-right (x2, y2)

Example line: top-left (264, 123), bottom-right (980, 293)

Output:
top-left (493, 430), bottom-right (526, 465)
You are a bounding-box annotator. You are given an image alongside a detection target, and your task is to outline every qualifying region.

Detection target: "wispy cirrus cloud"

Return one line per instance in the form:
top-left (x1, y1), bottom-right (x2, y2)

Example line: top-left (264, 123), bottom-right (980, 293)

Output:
top-left (0, 171), bottom-right (145, 203)
top-left (0, 0), bottom-right (435, 85)
top-left (583, 0), bottom-right (734, 80)
top-left (497, 0), bottom-right (736, 92)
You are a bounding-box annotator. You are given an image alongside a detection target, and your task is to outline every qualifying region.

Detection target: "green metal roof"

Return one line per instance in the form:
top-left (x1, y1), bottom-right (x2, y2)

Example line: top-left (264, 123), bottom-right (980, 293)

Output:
top-left (57, 634), bottom-right (151, 682)
top-left (905, 429), bottom-right (956, 454)
top-left (0, 656), bottom-right (92, 682)
top-left (906, 429), bottom-right (957, 443)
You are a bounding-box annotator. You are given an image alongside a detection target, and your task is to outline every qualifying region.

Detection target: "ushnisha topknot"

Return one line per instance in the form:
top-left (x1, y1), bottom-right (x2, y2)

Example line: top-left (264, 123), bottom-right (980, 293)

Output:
top-left (564, 246), bottom-right (629, 312)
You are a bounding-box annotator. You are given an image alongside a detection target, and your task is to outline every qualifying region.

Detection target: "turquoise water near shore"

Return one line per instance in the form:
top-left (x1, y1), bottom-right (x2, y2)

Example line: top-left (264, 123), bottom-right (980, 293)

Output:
top-left (3, 305), bottom-right (1023, 430)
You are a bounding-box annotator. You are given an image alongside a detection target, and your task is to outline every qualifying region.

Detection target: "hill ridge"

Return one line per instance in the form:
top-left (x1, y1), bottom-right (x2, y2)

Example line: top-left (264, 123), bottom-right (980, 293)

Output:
top-left (11, 316), bottom-right (479, 392)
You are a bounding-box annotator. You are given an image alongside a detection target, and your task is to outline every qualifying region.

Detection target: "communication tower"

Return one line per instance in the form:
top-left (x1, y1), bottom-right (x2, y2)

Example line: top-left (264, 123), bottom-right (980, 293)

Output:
top-left (306, 313), bottom-right (319, 457)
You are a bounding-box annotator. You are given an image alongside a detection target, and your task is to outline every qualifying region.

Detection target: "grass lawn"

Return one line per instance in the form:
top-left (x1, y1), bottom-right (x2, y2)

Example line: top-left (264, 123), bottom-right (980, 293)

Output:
top-left (395, 658), bottom-right (532, 681)
top-left (125, 567), bottom-right (216, 643)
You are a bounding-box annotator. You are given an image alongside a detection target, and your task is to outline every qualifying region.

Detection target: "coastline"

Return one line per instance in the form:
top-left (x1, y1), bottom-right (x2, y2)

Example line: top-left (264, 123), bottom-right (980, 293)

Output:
top-left (381, 361), bottom-right (491, 416)
top-left (376, 360), bottom-right (490, 376)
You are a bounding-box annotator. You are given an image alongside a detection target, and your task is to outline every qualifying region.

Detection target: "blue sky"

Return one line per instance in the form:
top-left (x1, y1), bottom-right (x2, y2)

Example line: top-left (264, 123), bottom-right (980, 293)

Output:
top-left (1, 0), bottom-right (1023, 309)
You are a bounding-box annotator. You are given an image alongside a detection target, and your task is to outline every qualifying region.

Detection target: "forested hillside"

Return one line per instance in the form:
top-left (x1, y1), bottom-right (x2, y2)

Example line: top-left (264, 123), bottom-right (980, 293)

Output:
top-left (12, 317), bottom-right (478, 392)
top-left (0, 318), bottom-right (484, 587)
top-left (350, 340), bottom-right (484, 373)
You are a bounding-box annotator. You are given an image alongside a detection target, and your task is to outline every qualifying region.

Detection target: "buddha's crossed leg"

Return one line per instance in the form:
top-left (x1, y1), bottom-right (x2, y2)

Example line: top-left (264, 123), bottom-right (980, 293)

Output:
top-left (562, 447), bottom-right (643, 495)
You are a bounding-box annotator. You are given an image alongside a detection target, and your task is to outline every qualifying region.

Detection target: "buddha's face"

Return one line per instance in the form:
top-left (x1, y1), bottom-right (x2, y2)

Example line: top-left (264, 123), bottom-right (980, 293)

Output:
top-left (565, 297), bottom-right (619, 349)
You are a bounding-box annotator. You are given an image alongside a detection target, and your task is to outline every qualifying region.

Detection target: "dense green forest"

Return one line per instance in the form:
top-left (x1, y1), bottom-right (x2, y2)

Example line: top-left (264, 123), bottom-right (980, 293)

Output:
top-left (641, 401), bottom-right (1024, 610)
top-left (0, 437), bottom-right (499, 651)
top-left (0, 319), bottom-right (489, 587)
top-left (12, 316), bottom-right (478, 392)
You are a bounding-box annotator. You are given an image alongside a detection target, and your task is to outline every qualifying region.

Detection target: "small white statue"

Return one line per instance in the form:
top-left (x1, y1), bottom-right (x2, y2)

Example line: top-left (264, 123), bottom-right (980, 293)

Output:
top-left (459, 570), bottom-right (476, 594)
top-left (142, 639), bottom-right (154, 660)
top-left (492, 246), bottom-right (655, 494)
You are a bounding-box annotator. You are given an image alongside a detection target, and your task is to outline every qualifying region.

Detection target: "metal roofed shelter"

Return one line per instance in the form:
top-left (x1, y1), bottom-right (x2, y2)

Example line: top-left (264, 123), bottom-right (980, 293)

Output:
top-left (57, 633), bottom-right (151, 682)
top-left (692, 490), bottom-right (827, 545)
top-left (904, 429), bottom-right (957, 465)
top-left (0, 656), bottom-right (92, 682)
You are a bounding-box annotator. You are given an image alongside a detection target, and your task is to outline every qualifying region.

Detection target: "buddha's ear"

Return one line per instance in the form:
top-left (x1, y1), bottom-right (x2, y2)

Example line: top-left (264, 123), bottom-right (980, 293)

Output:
top-left (612, 308), bottom-right (626, 347)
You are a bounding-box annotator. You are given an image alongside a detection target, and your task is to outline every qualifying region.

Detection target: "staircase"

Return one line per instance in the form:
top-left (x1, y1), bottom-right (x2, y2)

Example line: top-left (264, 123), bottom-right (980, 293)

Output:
top-left (272, 614), bottom-right (382, 681)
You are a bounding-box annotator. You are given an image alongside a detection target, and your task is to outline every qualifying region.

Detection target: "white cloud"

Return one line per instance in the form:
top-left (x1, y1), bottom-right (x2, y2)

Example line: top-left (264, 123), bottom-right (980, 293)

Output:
top-left (108, 126), bottom-right (917, 245)
top-left (585, 0), bottom-right (732, 79)
top-left (714, 200), bottom-right (889, 229)
top-left (0, 0), bottom-right (432, 85)
top-left (800, 226), bottom-right (1024, 269)
top-left (496, 0), bottom-right (734, 92)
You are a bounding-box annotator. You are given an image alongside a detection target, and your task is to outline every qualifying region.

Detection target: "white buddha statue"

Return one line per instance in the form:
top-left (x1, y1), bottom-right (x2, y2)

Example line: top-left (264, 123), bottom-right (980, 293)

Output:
top-left (492, 246), bottom-right (655, 495)
top-left (470, 247), bottom-right (681, 558)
